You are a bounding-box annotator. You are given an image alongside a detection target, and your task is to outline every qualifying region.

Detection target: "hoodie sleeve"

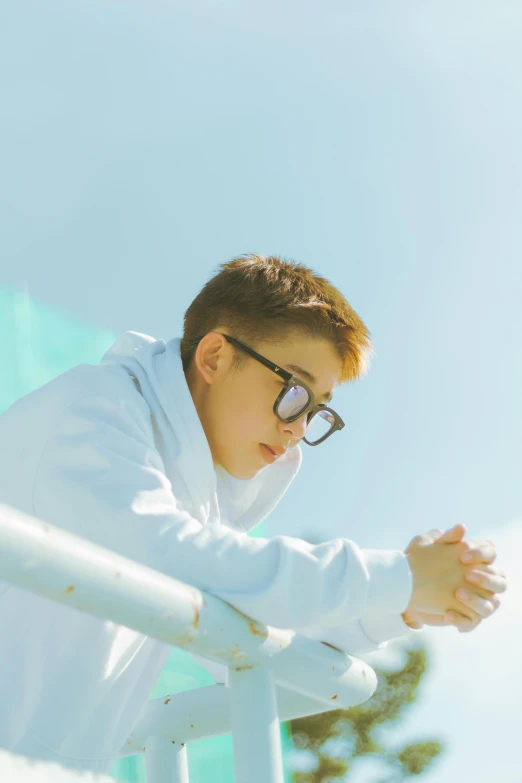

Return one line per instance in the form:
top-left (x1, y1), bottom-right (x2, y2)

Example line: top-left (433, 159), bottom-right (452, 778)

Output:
top-left (296, 554), bottom-right (424, 654)
top-left (298, 613), bottom-right (423, 655)
top-left (31, 391), bottom-right (413, 632)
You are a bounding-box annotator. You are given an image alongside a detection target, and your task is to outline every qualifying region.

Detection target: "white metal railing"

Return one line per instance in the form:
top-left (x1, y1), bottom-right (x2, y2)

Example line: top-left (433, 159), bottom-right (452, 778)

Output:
top-left (0, 503), bottom-right (377, 783)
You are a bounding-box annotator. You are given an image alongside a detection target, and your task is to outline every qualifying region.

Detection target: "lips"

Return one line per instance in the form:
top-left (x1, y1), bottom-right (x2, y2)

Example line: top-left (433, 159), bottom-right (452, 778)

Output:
top-left (264, 444), bottom-right (287, 456)
top-left (260, 443), bottom-right (283, 464)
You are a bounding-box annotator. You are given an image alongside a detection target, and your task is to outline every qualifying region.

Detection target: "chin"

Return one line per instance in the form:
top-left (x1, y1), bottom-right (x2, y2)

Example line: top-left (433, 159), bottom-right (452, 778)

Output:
top-left (215, 442), bottom-right (271, 481)
top-left (230, 465), bottom-right (263, 481)
top-left (220, 457), bottom-right (264, 481)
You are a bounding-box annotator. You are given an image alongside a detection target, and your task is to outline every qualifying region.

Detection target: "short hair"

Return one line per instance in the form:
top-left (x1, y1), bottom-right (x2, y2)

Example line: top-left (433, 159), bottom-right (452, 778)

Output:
top-left (180, 254), bottom-right (373, 383)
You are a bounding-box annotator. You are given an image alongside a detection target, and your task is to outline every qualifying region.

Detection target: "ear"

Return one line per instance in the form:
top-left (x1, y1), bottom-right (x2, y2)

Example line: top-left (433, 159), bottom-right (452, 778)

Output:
top-left (193, 331), bottom-right (231, 385)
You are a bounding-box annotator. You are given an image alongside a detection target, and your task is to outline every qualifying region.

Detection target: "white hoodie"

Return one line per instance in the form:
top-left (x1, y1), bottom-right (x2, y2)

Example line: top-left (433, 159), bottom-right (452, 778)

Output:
top-left (0, 332), bottom-right (417, 774)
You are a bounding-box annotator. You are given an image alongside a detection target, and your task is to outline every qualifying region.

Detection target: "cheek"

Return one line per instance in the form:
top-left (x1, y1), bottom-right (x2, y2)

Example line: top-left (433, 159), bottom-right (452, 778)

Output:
top-left (218, 380), bottom-right (274, 442)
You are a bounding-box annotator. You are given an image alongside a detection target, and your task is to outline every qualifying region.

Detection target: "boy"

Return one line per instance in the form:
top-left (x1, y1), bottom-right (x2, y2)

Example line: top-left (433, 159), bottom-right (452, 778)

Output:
top-left (0, 254), bottom-right (506, 773)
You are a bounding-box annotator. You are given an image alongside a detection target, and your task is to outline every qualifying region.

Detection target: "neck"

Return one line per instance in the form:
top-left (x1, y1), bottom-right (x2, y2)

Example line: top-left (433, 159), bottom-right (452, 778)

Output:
top-left (184, 366), bottom-right (218, 467)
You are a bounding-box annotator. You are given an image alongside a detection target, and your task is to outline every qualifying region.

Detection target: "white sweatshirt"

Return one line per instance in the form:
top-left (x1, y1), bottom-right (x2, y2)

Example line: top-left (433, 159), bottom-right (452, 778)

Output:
top-left (0, 332), bottom-right (417, 774)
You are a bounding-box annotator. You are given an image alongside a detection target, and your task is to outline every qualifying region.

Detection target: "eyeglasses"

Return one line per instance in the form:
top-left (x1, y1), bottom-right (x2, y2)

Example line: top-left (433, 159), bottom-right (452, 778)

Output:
top-left (188, 333), bottom-right (345, 446)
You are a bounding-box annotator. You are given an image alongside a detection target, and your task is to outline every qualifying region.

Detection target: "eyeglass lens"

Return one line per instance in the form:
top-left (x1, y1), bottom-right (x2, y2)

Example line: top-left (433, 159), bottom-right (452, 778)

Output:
top-left (277, 386), bottom-right (335, 444)
top-left (277, 385), bottom-right (310, 419)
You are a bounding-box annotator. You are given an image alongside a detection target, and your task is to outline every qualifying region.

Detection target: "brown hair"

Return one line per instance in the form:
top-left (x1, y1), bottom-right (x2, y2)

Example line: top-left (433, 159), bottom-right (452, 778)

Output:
top-left (180, 254), bottom-right (373, 383)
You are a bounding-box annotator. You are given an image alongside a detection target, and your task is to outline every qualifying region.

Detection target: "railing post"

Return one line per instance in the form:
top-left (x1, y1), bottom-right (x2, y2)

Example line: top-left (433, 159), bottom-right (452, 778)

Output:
top-left (228, 661), bottom-right (284, 783)
top-left (145, 736), bottom-right (189, 783)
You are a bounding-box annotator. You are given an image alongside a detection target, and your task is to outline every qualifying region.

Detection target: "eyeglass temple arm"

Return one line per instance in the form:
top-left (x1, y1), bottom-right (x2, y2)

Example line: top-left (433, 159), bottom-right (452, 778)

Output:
top-left (188, 335), bottom-right (293, 382)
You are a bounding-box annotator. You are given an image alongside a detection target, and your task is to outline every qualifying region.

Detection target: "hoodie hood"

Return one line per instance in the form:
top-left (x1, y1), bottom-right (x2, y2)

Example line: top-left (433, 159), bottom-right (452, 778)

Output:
top-left (100, 331), bottom-right (302, 532)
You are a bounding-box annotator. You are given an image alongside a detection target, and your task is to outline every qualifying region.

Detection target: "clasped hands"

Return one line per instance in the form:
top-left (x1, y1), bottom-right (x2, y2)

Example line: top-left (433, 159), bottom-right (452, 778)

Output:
top-left (403, 523), bottom-right (507, 633)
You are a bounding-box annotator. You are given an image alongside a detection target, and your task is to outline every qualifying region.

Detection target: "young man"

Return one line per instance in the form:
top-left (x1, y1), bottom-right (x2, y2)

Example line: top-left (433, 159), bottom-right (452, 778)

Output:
top-left (0, 254), bottom-right (506, 773)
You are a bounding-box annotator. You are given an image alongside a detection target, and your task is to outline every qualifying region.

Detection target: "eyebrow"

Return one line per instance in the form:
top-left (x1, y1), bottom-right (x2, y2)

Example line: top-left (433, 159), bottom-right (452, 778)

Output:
top-left (284, 364), bottom-right (334, 403)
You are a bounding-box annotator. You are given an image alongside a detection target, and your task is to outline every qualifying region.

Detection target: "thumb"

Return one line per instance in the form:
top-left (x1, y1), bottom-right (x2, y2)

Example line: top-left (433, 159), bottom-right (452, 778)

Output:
top-left (435, 523), bottom-right (467, 544)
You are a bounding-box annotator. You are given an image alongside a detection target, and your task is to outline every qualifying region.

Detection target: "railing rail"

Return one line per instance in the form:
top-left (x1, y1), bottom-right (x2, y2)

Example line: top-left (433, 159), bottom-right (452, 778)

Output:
top-left (0, 503), bottom-right (377, 783)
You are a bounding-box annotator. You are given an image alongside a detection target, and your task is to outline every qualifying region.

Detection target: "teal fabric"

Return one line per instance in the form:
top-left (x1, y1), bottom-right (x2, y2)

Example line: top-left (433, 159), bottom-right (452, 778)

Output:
top-left (0, 288), bottom-right (116, 413)
top-left (1, 287), bottom-right (294, 782)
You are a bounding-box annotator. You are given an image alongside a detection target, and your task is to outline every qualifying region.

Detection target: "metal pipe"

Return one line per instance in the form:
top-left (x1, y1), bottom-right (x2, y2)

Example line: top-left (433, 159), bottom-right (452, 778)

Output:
top-left (145, 736), bottom-right (189, 783)
top-left (0, 504), bottom-right (376, 710)
top-left (122, 682), bottom-right (353, 755)
top-left (0, 502), bottom-right (378, 783)
top-left (228, 663), bottom-right (284, 783)
top-left (0, 503), bottom-right (292, 667)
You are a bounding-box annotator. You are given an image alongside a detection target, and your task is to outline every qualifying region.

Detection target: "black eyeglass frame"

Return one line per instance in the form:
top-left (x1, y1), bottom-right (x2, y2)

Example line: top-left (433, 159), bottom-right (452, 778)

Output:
top-left (188, 333), bottom-right (345, 446)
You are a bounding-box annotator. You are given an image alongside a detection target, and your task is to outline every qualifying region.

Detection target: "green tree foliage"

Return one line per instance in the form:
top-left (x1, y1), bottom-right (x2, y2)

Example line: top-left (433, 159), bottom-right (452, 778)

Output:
top-left (288, 645), bottom-right (443, 783)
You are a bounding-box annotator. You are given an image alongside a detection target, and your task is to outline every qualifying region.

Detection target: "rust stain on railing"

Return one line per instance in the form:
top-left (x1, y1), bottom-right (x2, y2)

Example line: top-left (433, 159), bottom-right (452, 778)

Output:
top-left (248, 622), bottom-right (268, 637)
top-left (193, 601), bottom-right (200, 629)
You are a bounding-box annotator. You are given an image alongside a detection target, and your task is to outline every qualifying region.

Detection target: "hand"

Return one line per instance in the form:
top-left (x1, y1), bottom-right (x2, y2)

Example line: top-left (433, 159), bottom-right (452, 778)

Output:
top-left (437, 524), bottom-right (505, 632)
top-left (403, 524), bottom-right (507, 633)
top-left (404, 524), bottom-right (476, 617)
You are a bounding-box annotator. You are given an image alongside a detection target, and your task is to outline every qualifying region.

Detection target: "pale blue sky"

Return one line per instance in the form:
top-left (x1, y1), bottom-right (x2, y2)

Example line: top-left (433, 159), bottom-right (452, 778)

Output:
top-left (1, 2), bottom-right (521, 781)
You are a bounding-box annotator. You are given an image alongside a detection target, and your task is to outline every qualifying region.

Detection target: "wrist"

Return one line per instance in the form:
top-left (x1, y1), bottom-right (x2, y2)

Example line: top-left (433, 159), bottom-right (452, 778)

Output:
top-left (404, 553), bottom-right (422, 614)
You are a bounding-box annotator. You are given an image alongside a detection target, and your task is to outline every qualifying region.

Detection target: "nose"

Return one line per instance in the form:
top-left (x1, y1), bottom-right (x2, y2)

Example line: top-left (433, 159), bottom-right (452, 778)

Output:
top-left (279, 411), bottom-right (309, 441)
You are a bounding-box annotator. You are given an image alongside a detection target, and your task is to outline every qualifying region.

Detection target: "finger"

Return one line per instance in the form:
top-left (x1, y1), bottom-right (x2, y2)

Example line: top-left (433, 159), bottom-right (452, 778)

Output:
top-left (455, 587), bottom-right (497, 618)
top-left (428, 528), bottom-right (445, 539)
top-left (414, 529), bottom-right (445, 545)
top-left (445, 611), bottom-right (479, 633)
top-left (467, 563), bottom-right (507, 580)
top-left (435, 524), bottom-right (467, 544)
top-left (422, 528), bottom-right (445, 544)
top-left (465, 568), bottom-right (508, 594)
top-left (462, 583), bottom-right (494, 601)
top-left (460, 540), bottom-right (497, 565)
